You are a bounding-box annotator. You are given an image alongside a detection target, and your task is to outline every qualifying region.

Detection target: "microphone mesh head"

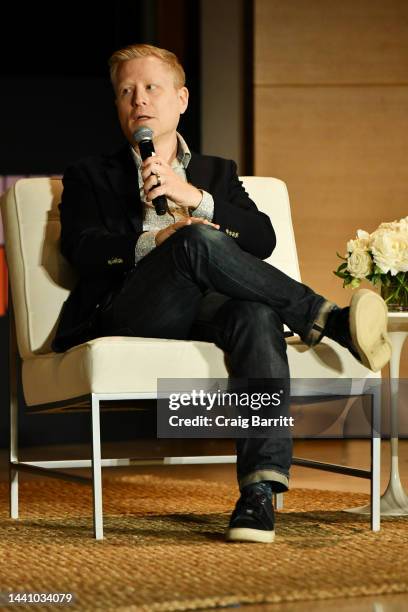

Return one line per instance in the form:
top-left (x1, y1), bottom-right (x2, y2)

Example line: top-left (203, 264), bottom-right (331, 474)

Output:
top-left (133, 126), bottom-right (153, 143)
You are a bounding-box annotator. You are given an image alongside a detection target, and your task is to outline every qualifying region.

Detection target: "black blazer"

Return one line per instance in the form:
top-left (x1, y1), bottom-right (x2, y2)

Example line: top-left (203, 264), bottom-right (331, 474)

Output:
top-left (52, 144), bottom-right (276, 352)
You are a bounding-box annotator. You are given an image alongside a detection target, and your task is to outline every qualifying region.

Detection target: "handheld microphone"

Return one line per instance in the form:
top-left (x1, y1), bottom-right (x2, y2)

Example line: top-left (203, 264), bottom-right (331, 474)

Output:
top-left (133, 126), bottom-right (168, 216)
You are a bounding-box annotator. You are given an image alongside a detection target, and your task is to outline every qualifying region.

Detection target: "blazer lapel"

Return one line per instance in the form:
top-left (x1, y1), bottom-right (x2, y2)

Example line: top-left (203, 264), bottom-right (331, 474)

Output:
top-left (185, 153), bottom-right (211, 193)
top-left (104, 144), bottom-right (142, 233)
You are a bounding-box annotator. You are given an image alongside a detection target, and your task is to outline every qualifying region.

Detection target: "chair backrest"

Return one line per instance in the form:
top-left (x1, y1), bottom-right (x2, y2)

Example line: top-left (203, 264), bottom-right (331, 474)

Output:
top-left (0, 176), bottom-right (301, 358)
top-left (241, 177), bottom-right (301, 281)
top-left (1, 178), bottom-right (71, 358)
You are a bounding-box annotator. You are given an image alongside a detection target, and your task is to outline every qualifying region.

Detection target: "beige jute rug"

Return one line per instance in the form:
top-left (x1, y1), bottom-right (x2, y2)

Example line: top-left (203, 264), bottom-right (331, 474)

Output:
top-left (0, 474), bottom-right (407, 611)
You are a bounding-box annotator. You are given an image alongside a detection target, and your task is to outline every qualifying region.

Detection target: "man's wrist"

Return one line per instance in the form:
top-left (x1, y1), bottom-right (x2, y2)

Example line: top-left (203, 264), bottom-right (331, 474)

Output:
top-left (187, 186), bottom-right (203, 209)
top-left (191, 191), bottom-right (214, 221)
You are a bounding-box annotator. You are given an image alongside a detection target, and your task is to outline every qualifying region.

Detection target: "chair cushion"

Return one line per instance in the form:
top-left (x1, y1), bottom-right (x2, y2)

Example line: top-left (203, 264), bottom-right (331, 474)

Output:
top-left (22, 335), bottom-right (378, 407)
top-left (22, 336), bottom-right (229, 406)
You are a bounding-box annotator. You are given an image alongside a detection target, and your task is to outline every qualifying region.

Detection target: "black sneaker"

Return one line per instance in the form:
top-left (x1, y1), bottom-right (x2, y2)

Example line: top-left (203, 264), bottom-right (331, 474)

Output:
top-left (323, 289), bottom-right (391, 372)
top-left (225, 482), bottom-right (275, 543)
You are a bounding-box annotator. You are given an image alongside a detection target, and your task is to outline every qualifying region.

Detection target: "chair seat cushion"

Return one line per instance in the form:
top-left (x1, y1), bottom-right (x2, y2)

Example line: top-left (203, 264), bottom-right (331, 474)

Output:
top-left (22, 336), bottom-right (229, 406)
top-left (22, 335), bottom-right (377, 407)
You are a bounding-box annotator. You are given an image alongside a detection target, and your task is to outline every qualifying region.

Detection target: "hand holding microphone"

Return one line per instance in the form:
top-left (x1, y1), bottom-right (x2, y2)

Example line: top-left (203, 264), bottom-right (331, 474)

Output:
top-left (134, 126), bottom-right (203, 214)
top-left (133, 126), bottom-right (168, 215)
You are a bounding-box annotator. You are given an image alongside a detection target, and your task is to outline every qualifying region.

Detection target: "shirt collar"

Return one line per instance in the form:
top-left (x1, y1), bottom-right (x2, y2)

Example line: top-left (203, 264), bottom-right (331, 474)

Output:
top-left (130, 131), bottom-right (191, 170)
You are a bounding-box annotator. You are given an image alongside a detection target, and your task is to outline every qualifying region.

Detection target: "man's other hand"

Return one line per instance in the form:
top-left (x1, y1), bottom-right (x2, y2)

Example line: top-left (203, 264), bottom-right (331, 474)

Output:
top-left (142, 156), bottom-right (202, 209)
top-left (155, 218), bottom-right (220, 247)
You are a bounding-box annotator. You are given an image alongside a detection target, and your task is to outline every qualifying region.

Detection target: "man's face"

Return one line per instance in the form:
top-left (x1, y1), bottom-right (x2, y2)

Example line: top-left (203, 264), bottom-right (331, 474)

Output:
top-left (114, 56), bottom-right (188, 147)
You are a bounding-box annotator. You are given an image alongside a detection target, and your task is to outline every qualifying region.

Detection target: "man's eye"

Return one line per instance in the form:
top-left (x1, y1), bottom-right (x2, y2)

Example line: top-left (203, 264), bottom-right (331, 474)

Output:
top-left (146, 84), bottom-right (157, 91)
top-left (121, 87), bottom-right (132, 96)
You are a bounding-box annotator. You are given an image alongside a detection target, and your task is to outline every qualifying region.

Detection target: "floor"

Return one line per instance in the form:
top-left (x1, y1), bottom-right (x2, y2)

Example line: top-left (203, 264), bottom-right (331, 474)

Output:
top-left (1, 438), bottom-right (408, 612)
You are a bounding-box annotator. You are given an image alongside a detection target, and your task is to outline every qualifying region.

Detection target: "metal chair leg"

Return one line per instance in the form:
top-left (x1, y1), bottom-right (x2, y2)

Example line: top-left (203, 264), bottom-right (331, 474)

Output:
top-left (371, 388), bottom-right (381, 531)
top-left (9, 297), bottom-right (19, 519)
top-left (9, 387), bottom-right (19, 519)
top-left (275, 492), bottom-right (284, 510)
top-left (91, 394), bottom-right (103, 539)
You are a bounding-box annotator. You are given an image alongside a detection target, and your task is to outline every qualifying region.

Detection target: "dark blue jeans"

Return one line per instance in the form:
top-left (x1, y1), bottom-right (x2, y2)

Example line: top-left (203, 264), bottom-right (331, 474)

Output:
top-left (98, 224), bottom-right (332, 492)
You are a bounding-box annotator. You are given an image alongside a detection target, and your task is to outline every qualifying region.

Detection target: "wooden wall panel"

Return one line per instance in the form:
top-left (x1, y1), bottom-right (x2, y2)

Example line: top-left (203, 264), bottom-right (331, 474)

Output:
top-left (255, 0), bottom-right (408, 85)
top-left (256, 86), bottom-right (408, 301)
top-left (254, 0), bottom-right (408, 373)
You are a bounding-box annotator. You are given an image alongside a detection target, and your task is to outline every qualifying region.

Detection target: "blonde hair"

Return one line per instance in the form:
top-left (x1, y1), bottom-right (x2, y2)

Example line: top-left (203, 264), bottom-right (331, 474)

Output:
top-left (108, 43), bottom-right (186, 92)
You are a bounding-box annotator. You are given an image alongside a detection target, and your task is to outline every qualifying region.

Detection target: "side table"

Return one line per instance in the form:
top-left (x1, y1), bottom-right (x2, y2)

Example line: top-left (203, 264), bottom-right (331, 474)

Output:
top-left (348, 311), bottom-right (408, 516)
top-left (380, 312), bottom-right (408, 515)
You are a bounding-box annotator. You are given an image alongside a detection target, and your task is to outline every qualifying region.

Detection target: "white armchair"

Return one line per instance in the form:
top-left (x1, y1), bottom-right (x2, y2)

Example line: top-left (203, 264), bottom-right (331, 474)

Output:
top-left (0, 177), bottom-right (381, 539)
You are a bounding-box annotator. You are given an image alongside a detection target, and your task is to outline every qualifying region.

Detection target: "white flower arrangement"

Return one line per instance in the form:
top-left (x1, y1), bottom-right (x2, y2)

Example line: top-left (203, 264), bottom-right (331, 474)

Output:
top-left (334, 216), bottom-right (408, 309)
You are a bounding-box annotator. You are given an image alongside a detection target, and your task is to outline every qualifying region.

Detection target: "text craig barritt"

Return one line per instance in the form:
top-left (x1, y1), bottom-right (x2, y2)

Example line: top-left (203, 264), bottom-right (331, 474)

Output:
top-left (168, 415), bottom-right (295, 428)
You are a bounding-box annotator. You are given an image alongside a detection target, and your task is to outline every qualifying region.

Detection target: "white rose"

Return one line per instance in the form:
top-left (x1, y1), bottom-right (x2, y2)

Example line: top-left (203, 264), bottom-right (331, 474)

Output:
top-left (376, 221), bottom-right (400, 232)
top-left (346, 230), bottom-right (370, 254)
top-left (373, 216), bottom-right (408, 235)
top-left (347, 248), bottom-right (373, 279)
top-left (398, 216), bottom-right (408, 232)
top-left (370, 230), bottom-right (408, 275)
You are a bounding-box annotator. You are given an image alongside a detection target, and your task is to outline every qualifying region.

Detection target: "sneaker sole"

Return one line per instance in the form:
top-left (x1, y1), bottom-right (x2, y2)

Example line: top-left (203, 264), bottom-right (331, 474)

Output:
top-left (349, 289), bottom-right (391, 372)
top-left (225, 527), bottom-right (275, 543)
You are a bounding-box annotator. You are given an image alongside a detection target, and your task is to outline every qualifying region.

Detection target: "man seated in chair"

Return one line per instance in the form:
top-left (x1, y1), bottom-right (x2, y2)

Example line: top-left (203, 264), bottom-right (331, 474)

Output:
top-left (52, 43), bottom-right (391, 543)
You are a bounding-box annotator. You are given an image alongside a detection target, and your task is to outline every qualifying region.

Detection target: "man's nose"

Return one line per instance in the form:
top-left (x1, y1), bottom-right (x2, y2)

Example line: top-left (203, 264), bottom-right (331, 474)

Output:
top-left (132, 88), bottom-right (148, 106)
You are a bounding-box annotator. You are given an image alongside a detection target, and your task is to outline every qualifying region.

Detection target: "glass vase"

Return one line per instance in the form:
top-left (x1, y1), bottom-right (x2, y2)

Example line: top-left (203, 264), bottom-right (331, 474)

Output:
top-left (380, 273), bottom-right (408, 312)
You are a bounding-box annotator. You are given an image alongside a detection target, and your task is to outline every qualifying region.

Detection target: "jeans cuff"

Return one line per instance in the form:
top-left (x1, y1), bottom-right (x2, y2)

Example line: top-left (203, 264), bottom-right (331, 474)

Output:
top-left (239, 469), bottom-right (289, 492)
top-left (304, 299), bottom-right (338, 347)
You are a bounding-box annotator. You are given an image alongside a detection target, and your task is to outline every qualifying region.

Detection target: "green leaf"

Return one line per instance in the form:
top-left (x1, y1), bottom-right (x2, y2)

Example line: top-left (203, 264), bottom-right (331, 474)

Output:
top-left (337, 262), bottom-right (348, 271)
top-left (350, 278), bottom-right (361, 289)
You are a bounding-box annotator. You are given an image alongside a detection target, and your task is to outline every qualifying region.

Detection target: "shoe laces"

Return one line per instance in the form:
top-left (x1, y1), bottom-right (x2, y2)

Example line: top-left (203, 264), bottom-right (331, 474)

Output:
top-left (239, 487), bottom-right (269, 518)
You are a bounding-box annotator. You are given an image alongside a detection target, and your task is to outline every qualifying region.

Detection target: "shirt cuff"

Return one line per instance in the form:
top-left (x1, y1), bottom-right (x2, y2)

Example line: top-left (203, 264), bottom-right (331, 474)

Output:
top-left (135, 230), bottom-right (159, 264)
top-left (191, 190), bottom-right (214, 222)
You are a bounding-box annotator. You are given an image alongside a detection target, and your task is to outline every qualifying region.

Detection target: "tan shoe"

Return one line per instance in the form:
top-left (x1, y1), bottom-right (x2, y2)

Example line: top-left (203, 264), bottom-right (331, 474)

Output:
top-left (349, 289), bottom-right (391, 372)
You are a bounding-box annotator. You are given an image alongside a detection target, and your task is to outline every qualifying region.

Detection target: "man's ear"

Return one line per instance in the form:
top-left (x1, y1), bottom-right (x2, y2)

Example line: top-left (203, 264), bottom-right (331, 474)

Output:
top-left (178, 86), bottom-right (189, 114)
